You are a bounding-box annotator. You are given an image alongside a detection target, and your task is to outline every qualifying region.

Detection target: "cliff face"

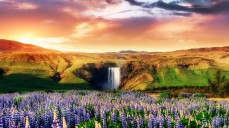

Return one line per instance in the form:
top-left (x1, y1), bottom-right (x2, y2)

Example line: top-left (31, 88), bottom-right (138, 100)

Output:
top-left (0, 40), bottom-right (229, 91)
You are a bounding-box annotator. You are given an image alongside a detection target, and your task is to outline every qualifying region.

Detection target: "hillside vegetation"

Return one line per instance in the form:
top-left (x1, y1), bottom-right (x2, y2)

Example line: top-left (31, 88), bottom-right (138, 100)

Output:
top-left (0, 39), bottom-right (229, 92)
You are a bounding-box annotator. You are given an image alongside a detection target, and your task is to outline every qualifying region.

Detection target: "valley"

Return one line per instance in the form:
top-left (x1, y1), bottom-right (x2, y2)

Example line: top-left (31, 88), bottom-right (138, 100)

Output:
top-left (0, 39), bottom-right (229, 92)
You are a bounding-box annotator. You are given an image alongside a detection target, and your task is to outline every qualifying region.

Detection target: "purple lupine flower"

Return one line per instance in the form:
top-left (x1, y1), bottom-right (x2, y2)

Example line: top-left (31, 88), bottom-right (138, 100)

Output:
top-left (148, 116), bottom-right (156, 128)
top-left (0, 91), bottom-right (229, 127)
top-left (84, 112), bottom-right (90, 121)
top-left (156, 114), bottom-right (165, 128)
top-left (132, 120), bottom-right (137, 128)
top-left (212, 117), bottom-right (223, 127)
top-left (101, 112), bottom-right (107, 128)
top-left (138, 116), bottom-right (144, 127)
top-left (75, 115), bottom-right (80, 127)
top-left (174, 113), bottom-right (180, 120)
top-left (175, 120), bottom-right (184, 128)
top-left (0, 114), bottom-right (4, 128)
top-left (121, 113), bottom-right (127, 128)
top-left (95, 107), bottom-right (100, 118)
top-left (166, 116), bottom-right (172, 128)
top-left (111, 111), bottom-right (117, 123)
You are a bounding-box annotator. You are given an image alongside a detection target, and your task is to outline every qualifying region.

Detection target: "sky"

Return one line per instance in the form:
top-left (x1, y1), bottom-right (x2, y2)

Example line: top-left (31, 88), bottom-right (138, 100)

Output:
top-left (0, 0), bottom-right (229, 52)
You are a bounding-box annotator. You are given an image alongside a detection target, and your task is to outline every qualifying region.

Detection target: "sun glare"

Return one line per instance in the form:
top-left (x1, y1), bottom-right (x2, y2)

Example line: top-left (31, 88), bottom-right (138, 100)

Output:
top-left (16, 33), bottom-right (38, 45)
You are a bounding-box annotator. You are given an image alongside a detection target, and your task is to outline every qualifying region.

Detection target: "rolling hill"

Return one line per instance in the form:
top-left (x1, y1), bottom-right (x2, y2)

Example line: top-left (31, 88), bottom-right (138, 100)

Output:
top-left (0, 39), bottom-right (57, 53)
top-left (0, 39), bottom-right (229, 92)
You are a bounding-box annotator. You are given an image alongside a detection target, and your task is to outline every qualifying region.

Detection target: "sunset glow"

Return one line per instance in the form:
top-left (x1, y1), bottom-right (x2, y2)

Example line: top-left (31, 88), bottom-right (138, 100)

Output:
top-left (0, 0), bottom-right (228, 52)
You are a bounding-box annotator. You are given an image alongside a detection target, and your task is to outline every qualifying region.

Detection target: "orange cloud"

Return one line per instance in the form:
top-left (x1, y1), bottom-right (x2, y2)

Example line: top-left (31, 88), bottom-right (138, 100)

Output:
top-left (0, 0), bottom-right (228, 52)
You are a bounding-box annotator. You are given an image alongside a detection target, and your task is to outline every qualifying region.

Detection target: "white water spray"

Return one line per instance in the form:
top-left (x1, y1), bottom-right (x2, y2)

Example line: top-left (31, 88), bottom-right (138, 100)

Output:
top-left (108, 67), bottom-right (121, 90)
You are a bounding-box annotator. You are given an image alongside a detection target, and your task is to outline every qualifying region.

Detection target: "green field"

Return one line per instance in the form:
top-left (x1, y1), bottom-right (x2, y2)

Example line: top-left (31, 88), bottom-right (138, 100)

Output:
top-left (1, 66), bottom-right (229, 93)
top-left (0, 67), bottom-right (91, 93)
top-left (0, 51), bottom-right (229, 93)
top-left (152, 68), bottom-right (229, 87)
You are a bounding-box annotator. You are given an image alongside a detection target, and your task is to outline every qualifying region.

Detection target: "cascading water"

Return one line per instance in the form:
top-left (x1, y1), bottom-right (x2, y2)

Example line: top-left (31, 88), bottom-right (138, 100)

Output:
top-left (108, 67), bottom-right (121, 90)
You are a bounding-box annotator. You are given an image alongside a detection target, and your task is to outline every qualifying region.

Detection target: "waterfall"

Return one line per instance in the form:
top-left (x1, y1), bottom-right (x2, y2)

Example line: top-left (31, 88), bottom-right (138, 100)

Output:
top-left (108, 67), bottom-right (121, 90)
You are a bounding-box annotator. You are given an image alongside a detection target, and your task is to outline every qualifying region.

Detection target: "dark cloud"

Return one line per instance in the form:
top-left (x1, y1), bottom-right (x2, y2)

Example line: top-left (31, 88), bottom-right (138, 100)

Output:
top-left (181, 0), bottom-right (217, 7)
top-left (172, 12), bottom-right (193, 16)
top-left (105, 0), bottom-right (122, 4)
top-left (125, 0), bottom-right (144, 6)
top-left (209, 1), bottom-right (229, 13)
top-left (125, 0), bottom-right (229, 15)
top-left (147, 1), bottom-right (190, 11)
top-left (114, 17), bottom-right (157, 32)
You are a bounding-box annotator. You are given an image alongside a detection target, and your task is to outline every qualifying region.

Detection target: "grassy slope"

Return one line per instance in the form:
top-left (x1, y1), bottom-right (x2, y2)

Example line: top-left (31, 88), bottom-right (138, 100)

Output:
top-left (0, 72), bottom-right (91, 93)
top-left (152, 68), bottom-right (229, 87)
top-left (1, 57), bottom-right (229, 92)
top-left (0, 60), bottom-right (91, 93)
top-left (1, 60), bottom-right (229, 92)
top-left (0, 46), bottom-right (229, 92)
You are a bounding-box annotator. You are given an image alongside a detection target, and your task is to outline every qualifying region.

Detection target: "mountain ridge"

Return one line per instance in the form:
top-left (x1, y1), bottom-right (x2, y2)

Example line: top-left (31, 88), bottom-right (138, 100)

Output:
top-left (1, 39), bottom-right (229, 53)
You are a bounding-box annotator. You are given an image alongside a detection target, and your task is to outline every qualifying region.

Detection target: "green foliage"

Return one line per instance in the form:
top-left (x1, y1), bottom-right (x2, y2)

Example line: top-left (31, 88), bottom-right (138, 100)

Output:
top-left (178, 93), bottom-right (191, 99)
top-left (208, 70), bottom-right (229, 97)
top-left (208, 70), bottom-right (226, 94)
top-left (192, 93), bottom-right (207, 98)
top-left (0, 73), bottom-right (92, 93)
top-left (219, 80), bottom-right (229, 97)
top-left (153, 68), bottom-right (229, 87)
top-left (159, 92), bottom-right (171, 99)
top-left (13, 97), bottom-right (23, 108)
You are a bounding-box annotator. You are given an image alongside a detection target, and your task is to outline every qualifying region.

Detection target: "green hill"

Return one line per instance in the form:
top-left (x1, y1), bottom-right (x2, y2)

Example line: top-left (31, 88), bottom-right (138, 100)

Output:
top-left (0, 39), bottom-right (229, 92)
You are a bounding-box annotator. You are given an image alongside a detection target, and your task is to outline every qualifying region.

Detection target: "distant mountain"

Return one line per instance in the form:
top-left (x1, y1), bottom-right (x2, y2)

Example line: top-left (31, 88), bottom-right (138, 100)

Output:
top-left (119, 50), bottom-right (150, 54)
top-left (106, 50), bottom-right (151, 54)
top-left (0, 39), bottom-right (56, 53)
top-left (186, 47), bottom-right (229, 52)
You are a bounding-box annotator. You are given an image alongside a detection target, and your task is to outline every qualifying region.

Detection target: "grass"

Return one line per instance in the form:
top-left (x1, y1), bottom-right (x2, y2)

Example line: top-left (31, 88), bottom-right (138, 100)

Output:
top-left (1, 54), bottom-right (229, 93)
top-left (0, 73), bottom-right (91, 93)
top-left (1, 66), bottom-right (229, 93)
top-left (152, 68), bottom-right (229, 87)
top-left (0, 60), bottom-right (93, 93)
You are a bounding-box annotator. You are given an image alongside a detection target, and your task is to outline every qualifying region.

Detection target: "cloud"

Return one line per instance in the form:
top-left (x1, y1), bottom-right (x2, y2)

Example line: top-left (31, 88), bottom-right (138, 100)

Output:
top-left (124, 0), bottom-right (229, 15)
top-left (16, 2), bottom-right (38, 10)
top-left (71, 16), bottom-right (160, 45)
top-left (105, 0), bottom-right (122, 4)
top-left (0, 0), bottom-right (228, 52)
top-left (81, 0), bottom-right (122, 10)
top-left (72, 19), bottom-right (114, 38)
top-left (0, 0), bottom-right (90, 38)
top-left (171, 12), bottom-right (192, 16)
top-left (181, 0), bottom-right (216, 7)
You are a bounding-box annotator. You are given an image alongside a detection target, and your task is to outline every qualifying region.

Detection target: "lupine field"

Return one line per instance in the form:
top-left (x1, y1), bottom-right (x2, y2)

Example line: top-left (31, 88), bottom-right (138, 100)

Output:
top-left (0, 91), bottom-right (229, 128)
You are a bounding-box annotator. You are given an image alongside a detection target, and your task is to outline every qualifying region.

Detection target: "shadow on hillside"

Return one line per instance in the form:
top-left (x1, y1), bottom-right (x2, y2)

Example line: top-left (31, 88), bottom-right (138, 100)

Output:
top-left (0, 74), bottom-right (91, 93)
top-left (0, 68), bottom-right (6, 76)
top-left (74, 62), bottom-right (117, 90)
